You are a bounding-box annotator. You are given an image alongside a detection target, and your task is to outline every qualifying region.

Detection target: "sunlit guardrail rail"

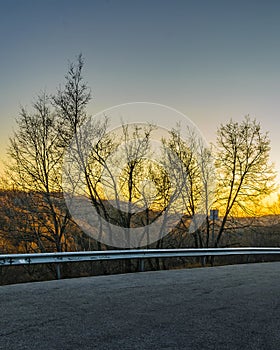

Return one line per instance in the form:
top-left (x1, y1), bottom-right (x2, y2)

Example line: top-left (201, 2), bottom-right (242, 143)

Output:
top-left (1, 247), bottom-right (280, 267)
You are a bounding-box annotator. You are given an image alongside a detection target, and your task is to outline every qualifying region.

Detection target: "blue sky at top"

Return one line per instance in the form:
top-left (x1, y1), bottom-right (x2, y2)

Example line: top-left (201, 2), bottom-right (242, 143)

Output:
top-left (1, 0), bottom-right (280, 182)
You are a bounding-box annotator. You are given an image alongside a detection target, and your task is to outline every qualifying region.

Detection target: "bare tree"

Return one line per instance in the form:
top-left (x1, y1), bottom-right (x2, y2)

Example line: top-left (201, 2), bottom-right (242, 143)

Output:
top-left (6, 93), bottom-right (72, 254)
top-left (161, 126), bottom-right (215, 249)
top-left (63, 120), bottom-right (158, 247)
top-left (214, 116), bottom-right (276, 247)
top-left (53, 55), bottom-right (91, 142)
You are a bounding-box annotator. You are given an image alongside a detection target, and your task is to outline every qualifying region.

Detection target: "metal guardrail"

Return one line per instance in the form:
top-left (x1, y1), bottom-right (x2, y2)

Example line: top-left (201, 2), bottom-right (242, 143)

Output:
top-left (1, 247), bottom-right (280, 267)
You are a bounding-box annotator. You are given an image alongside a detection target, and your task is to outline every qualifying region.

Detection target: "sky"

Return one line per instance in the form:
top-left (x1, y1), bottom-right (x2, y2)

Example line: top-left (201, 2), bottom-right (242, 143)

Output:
top-left (1, 0), bottom-right (280, 189)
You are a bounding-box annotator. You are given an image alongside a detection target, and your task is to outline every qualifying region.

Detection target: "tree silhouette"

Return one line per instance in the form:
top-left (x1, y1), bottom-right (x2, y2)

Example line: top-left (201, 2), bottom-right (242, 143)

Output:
top-left (214, 116), bottom-right (276, 247)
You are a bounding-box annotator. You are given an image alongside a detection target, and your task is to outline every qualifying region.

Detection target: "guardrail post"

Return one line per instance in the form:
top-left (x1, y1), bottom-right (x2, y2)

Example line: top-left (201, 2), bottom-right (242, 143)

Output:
top-left (139, 258), bottom-right (145, 272)
top-left (56, 263), bottom-right (61, 280)
top-left (201, 256), bottom-right (206, 266)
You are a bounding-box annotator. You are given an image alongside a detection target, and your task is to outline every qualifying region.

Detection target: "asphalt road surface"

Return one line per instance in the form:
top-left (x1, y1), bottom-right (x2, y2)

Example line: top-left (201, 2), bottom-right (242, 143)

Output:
top-left (1, 262), bottom-right (280, 350)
